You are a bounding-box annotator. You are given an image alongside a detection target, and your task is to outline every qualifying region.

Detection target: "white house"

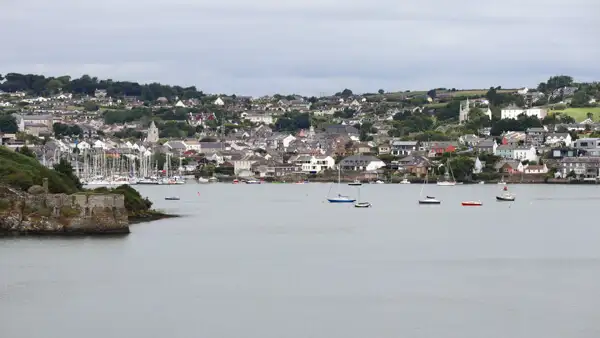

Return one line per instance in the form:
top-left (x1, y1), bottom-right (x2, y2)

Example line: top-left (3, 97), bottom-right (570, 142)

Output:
top-left (473, 157), bottom-right (483, 174)
top-left (175, 100), bottom-right (186, 107)
top-left (93, 140), bottom-right (106, 149)
top-left (544, 133), bottom-right (572, 147)
top-left (214, 97), bottom-right (225, 106)
top-left (513, 145), bottom-right (537, 162)
top-left (71, 141), bottom-right (90, 150)
top-left (244, 113), bottom-right (274, 124)
top-left (524, 164), bottom-right (548, 174)
top-left (339, 155), bottom-right (386, 171)
top-left (300, 155), bottom-right (335, 173)
top-left (183, 139), bottom-right (201, 151)
top-left (501, 107), bottom-right (547, 120)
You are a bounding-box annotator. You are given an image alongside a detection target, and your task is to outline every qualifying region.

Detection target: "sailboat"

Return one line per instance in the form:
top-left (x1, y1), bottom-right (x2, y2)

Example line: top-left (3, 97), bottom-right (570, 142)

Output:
top-left (436, 158), bottom-right (456, 186)
top-left (354, 185), bottom-right (371, 208)
top-left (496, 185), bottom-right (515, 201)
top-left (348, 179), bottom-right (362, 186)
top-left (327, 166), bottom-right (356, 203)
top-left (418, 168), bottom-right (441, 204)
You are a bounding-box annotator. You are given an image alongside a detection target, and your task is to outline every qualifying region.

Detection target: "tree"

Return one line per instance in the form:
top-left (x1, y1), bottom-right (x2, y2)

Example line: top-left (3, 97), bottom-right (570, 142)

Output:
top-left (273, 112), bottom-right (310, 132)
top-left (53, 158), bottom-right (83, 189)
top-left (427, 89), bottom-right (437, 99)
top-left (0, 114), bottom-right (18, 133)
top-left (340, 89), bottom-right (353, 98)
top-left (17, 145), bottom-right (36, 158)
top-left (378, 89), bottom-right (385, 95)
top-left (83, 101), bottom-right (100, 111)
top-left (45, 79), bottom-right (63, 94)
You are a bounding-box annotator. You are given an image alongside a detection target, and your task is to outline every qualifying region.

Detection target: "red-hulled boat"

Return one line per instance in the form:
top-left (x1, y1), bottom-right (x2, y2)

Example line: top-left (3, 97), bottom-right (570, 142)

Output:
top-left (461, 201), bottom-right (482, 206)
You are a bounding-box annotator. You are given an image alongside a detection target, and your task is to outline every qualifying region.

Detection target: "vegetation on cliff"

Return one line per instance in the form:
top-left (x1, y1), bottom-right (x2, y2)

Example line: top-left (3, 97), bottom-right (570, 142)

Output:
top-left (87, 185), bottom-right (154, 218)
top-left (0, 146), bottom-right (81, 194)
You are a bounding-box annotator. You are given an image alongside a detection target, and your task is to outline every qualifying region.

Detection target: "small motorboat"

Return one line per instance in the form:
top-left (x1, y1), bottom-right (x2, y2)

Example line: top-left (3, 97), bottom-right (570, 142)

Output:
top-left (418, 196), bottom-right (441, 204)
top-left (496, 186), bottom-right (515, 201)
top-left (479, 181), bottom-right (485, 184)
top-left (165, 196), bottom-right (180, 201)
top-left (400, 178), bottom-right (411, 184)
top-left (496, 194), bottom-right (515, 201)
top-left (245, 179), bottom-right (261, 184)
top-left (354, 202), bottom-right (372, 208)
top-left (462, 201), bottom-right (482, 206)
top-left (232, 179), bottom-right (240, 184)
top-left (348, 180), bottom-right (362, 186)
top-left (197, 177), bottom-right (209, 183)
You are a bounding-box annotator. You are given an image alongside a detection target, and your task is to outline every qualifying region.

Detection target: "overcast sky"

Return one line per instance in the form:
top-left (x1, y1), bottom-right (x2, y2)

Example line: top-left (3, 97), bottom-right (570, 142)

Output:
top-left (1, 0), bottom-right (598, 96)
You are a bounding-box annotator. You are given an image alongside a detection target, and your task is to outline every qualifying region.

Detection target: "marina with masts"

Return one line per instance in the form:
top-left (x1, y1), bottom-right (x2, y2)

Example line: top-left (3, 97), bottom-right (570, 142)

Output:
top-left (44, 146), bottom-right (188, 187)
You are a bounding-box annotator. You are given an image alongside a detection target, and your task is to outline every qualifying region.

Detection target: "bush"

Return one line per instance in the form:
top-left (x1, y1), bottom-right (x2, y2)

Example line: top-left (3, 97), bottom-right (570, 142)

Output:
top-left (90, 185), bottom-right (152, 215)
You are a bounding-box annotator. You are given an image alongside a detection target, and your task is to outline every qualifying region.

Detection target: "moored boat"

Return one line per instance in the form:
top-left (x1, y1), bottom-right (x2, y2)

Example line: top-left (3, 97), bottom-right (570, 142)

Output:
top-left (354, 202), bottom-right (372, 208)
top-left (348, 179), bottom-right (362, 186)
top-left (418, 196), bottom-right (441, 204)
top-left (327, 194), bottom-right (356, 203)
top-left (461, 201), bottom-right (482, 206)
top-left (165, 196), bottom-right (180, 201)
top-left (496, 185), bottom-right (515, 201)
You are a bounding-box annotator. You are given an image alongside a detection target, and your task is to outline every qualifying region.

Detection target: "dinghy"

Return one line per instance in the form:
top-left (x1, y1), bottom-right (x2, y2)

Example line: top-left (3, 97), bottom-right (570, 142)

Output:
top-left (461, 201), bottom-right (482, 206)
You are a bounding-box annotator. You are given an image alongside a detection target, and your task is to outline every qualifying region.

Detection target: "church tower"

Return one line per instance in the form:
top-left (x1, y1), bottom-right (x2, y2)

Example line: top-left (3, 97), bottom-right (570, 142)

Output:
top-left (147, 121), bottom-right (159, 144)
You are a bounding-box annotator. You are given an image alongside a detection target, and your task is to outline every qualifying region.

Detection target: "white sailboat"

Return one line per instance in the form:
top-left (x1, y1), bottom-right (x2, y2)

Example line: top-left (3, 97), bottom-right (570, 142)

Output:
top-left (419, 168), bottom-right (441, 204)
top-left (327, 166), bottom-right (355, 203)
top-left (354, 185), bottom-right (371, 208)
top-left (436, 158), bottom-right (456, 186)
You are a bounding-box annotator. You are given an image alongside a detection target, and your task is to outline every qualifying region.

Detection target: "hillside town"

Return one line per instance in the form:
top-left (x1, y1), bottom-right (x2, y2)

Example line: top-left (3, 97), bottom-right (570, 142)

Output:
top-left (1, 73), bottom-right (600, 183)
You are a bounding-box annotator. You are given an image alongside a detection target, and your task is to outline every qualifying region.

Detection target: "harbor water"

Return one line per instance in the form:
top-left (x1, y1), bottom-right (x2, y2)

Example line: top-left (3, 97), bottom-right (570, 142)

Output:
top-left (1, 183), bottom-right (600, 338)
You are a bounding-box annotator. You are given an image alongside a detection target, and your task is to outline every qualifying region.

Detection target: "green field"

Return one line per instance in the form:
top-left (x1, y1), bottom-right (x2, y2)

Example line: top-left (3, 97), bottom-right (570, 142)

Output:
top-left (550, 107), bottom-right (600, 122)
top-left (374, 89), bottom-right (516, 100)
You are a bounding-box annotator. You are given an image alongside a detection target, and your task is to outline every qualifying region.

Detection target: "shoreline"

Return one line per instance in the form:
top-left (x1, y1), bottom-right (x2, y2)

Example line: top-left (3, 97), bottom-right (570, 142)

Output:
top-left (0, 211), bottom-right (180, 237)
top-left (128, 211), bottom-right (181, 225)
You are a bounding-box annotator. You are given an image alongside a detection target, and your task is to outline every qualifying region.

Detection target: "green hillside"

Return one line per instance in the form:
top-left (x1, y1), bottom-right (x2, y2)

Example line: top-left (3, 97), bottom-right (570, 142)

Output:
top-left (0, 146), bottom-right (81, 194)
top-left (549, 107), bottom-right (600, 122)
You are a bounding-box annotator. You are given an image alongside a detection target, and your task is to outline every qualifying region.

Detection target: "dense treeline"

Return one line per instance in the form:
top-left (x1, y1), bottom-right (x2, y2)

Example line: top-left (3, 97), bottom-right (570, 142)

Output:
top-left (0, 73), bottom-right (204, 102)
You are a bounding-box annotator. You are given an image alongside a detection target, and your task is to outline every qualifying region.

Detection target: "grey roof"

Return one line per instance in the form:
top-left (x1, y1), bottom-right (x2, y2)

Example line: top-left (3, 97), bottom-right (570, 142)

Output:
top-left (340, 155), bottom-right (382, 163)
top-left (166, 141), bottom-right (186, 149)
top-left (325, 124), bottom-right (359, 135)
top-left (392, 140), bottom-right (418, 146)
top-left (475, 140), bottom-right (496, 147)
top-left (200, 142), bottom-right (225, 149)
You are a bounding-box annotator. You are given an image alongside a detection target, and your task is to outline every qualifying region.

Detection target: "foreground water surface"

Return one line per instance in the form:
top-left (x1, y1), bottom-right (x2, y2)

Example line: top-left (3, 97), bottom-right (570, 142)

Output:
top-left (1, 183), bottom-right (600, 338)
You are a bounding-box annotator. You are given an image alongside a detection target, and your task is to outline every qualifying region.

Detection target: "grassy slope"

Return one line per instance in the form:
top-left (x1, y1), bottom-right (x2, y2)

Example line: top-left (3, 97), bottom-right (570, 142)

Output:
top-left (549, 107), bottom-right (600, 122)
top-left (0, 146), bottom-right (80, 194)
top-left (371, 89), bottom-right (516, 100)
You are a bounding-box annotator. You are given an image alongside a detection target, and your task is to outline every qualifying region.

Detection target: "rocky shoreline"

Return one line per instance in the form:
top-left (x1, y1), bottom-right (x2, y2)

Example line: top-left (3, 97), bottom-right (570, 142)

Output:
top-left (0, 182), bottom-right (176, 237)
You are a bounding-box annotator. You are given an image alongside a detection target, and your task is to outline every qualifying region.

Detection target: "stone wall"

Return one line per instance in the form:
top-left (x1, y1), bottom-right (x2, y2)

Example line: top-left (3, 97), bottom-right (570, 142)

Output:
top-left (0, 186), bottom-right (129, 234)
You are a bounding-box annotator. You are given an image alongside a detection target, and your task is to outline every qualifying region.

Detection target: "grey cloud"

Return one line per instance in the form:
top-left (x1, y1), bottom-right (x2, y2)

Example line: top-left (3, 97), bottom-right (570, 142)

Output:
top-left (1, 0), bottom-right (599, 96)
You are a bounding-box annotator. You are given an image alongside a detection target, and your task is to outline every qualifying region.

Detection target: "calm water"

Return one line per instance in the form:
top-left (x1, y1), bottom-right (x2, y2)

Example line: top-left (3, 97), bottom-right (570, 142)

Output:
top-left (2, 183), bottom-right (600, 338)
